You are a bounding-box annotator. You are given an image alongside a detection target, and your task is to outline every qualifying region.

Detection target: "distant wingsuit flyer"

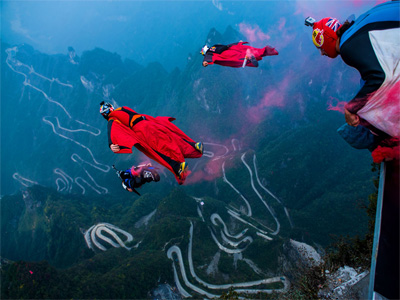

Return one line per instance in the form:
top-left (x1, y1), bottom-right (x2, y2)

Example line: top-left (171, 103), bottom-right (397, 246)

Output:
top-left (201, 42), bottom-right (278, 68)
top-left (305, 1), bottom-right (400, 162)
top-left (113, 163), bottom-right (160, 195)
top-left (100, 102), bottom-right (204, 184)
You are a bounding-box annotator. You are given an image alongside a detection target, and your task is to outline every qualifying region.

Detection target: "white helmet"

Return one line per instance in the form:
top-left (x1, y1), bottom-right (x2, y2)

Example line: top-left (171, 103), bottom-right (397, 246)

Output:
top-left (200, 45), bottom-right (209, 55)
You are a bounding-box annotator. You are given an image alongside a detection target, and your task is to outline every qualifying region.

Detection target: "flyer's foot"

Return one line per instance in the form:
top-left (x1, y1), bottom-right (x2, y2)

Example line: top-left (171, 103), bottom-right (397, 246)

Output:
top-left (195, 142), bottom-right (204, 154)
top-left (178, 162), bottom-right (188, 179)
top-left (250, 56), bottom-right (258, 67)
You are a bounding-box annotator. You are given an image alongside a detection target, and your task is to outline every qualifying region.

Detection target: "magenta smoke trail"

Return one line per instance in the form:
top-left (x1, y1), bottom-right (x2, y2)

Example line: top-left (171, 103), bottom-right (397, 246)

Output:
top-left (185, 138), bottom-right (239, 185)
top-left (277, 18), bottom-right (286, 31)
top-left (327, 97), bottom-right (346, 113)
top-left (246, 75), bottom-right (291, 124)
top-left (239, 19), bottom-right (295, 51)
top-left (186, 158), bottom-right (224, 184)
top-left (239, 23), bottom-right (270, 43)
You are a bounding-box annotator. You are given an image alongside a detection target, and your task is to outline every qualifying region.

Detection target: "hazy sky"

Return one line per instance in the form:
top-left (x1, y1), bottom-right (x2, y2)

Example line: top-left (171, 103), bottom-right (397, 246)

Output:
top-left (2, 0), bottom-right (383, 70)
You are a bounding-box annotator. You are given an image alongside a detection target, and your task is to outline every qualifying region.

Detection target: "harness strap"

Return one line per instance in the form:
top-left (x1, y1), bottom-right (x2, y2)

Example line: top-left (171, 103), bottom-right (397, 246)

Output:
top-left (130, 115), bottom-right (145, 127)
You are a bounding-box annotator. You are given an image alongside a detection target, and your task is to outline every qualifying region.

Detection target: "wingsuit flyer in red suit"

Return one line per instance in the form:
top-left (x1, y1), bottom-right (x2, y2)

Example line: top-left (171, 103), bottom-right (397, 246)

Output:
top-left (100, 102), bottom-right (204, 185)
top-left (201, 42), bottom-right (278, 68)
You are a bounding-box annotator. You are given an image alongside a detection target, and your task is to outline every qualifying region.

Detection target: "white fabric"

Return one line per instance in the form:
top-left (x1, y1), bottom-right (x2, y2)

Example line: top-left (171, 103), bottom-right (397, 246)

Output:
top-left (202, 45), bottom-right (209, 54)
top-left (357, 28), bottom-right (400, 137)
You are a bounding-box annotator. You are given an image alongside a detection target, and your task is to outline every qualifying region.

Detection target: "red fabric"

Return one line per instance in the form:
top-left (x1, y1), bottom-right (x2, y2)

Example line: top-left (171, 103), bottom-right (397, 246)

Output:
top-left (108, 107), bottom-right (202, 184)
top-left (209, 42), bottom-right (278, 68)
top-left (312, 18), bottom-right (341, 58)
top-left (109, 121), bottom-right (137, 153)
top-left (371, 137), bottom-right (400, 163)
top-left (372, 146), bottom-right (400, 163)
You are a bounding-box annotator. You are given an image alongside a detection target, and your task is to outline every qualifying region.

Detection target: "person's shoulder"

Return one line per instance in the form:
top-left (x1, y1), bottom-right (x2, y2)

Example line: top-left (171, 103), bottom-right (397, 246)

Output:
top-left (119, 106), bottom-right (136, 113)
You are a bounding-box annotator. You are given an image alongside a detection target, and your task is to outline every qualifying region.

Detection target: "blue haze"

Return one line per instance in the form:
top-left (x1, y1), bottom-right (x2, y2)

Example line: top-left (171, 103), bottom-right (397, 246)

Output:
top-left (1, 0), bottom-right (381, 197)
top-left (2, 0), bottom-right (377, 71)
top-left (1, 0), bottom-right (381, 243)
top-left (0, 4), bottom-right (387, 296)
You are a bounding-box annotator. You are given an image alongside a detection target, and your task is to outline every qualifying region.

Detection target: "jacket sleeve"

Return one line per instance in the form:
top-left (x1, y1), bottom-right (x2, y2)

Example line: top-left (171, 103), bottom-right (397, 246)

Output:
top-left (107, 120), bottom-right (135, 154)
top-left (107, 120), bottom-right (114, 147)
top-left (204, 53), bottom-right (214, 64)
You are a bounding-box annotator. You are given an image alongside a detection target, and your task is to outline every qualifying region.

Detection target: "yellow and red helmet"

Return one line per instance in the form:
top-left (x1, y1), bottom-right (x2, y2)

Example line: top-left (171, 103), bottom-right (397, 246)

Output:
top-left (312, 18), bottom-right (342, 58)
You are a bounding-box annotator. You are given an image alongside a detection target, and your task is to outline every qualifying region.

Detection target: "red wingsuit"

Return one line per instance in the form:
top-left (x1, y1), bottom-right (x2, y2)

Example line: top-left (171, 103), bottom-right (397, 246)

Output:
top-left (107, 107), bottom-right (202, 184)
top-left (203, 42), bottom-right (278, 68)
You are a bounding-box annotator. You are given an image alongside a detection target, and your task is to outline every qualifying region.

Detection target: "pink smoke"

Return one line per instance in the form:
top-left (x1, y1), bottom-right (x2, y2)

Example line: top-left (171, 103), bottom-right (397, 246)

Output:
top-left (185, 138), bottom-right (240, 185)
top-left (267, 18), bottom-right (293, 50)
top-left (186, 158), bottom-right (223, 184)
top-left (246, 76), bottom-right (291, 124)
top-left (278, 18), bottom-right (286, 30)
top-left (239, 23), bottom-right (257, 43)
top-left (239, 23), bottom-right (270, 43)
top-left (327, 97), bottom-right (346, 113)
top-left (185, 74), bottom-right (302, 185)
top-left (350, 0), bottom-right (366, 7)
top-left (257, 30), bottom-right (271, 41)
top-left (349, 0), bottom-right (388, 7)
top-left (239, 19), bottom-right (295, 51)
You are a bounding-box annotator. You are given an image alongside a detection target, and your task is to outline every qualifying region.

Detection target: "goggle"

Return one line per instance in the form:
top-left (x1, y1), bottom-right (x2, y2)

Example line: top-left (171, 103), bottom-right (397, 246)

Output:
top-left (100, 104), bottom-right (113, 115)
